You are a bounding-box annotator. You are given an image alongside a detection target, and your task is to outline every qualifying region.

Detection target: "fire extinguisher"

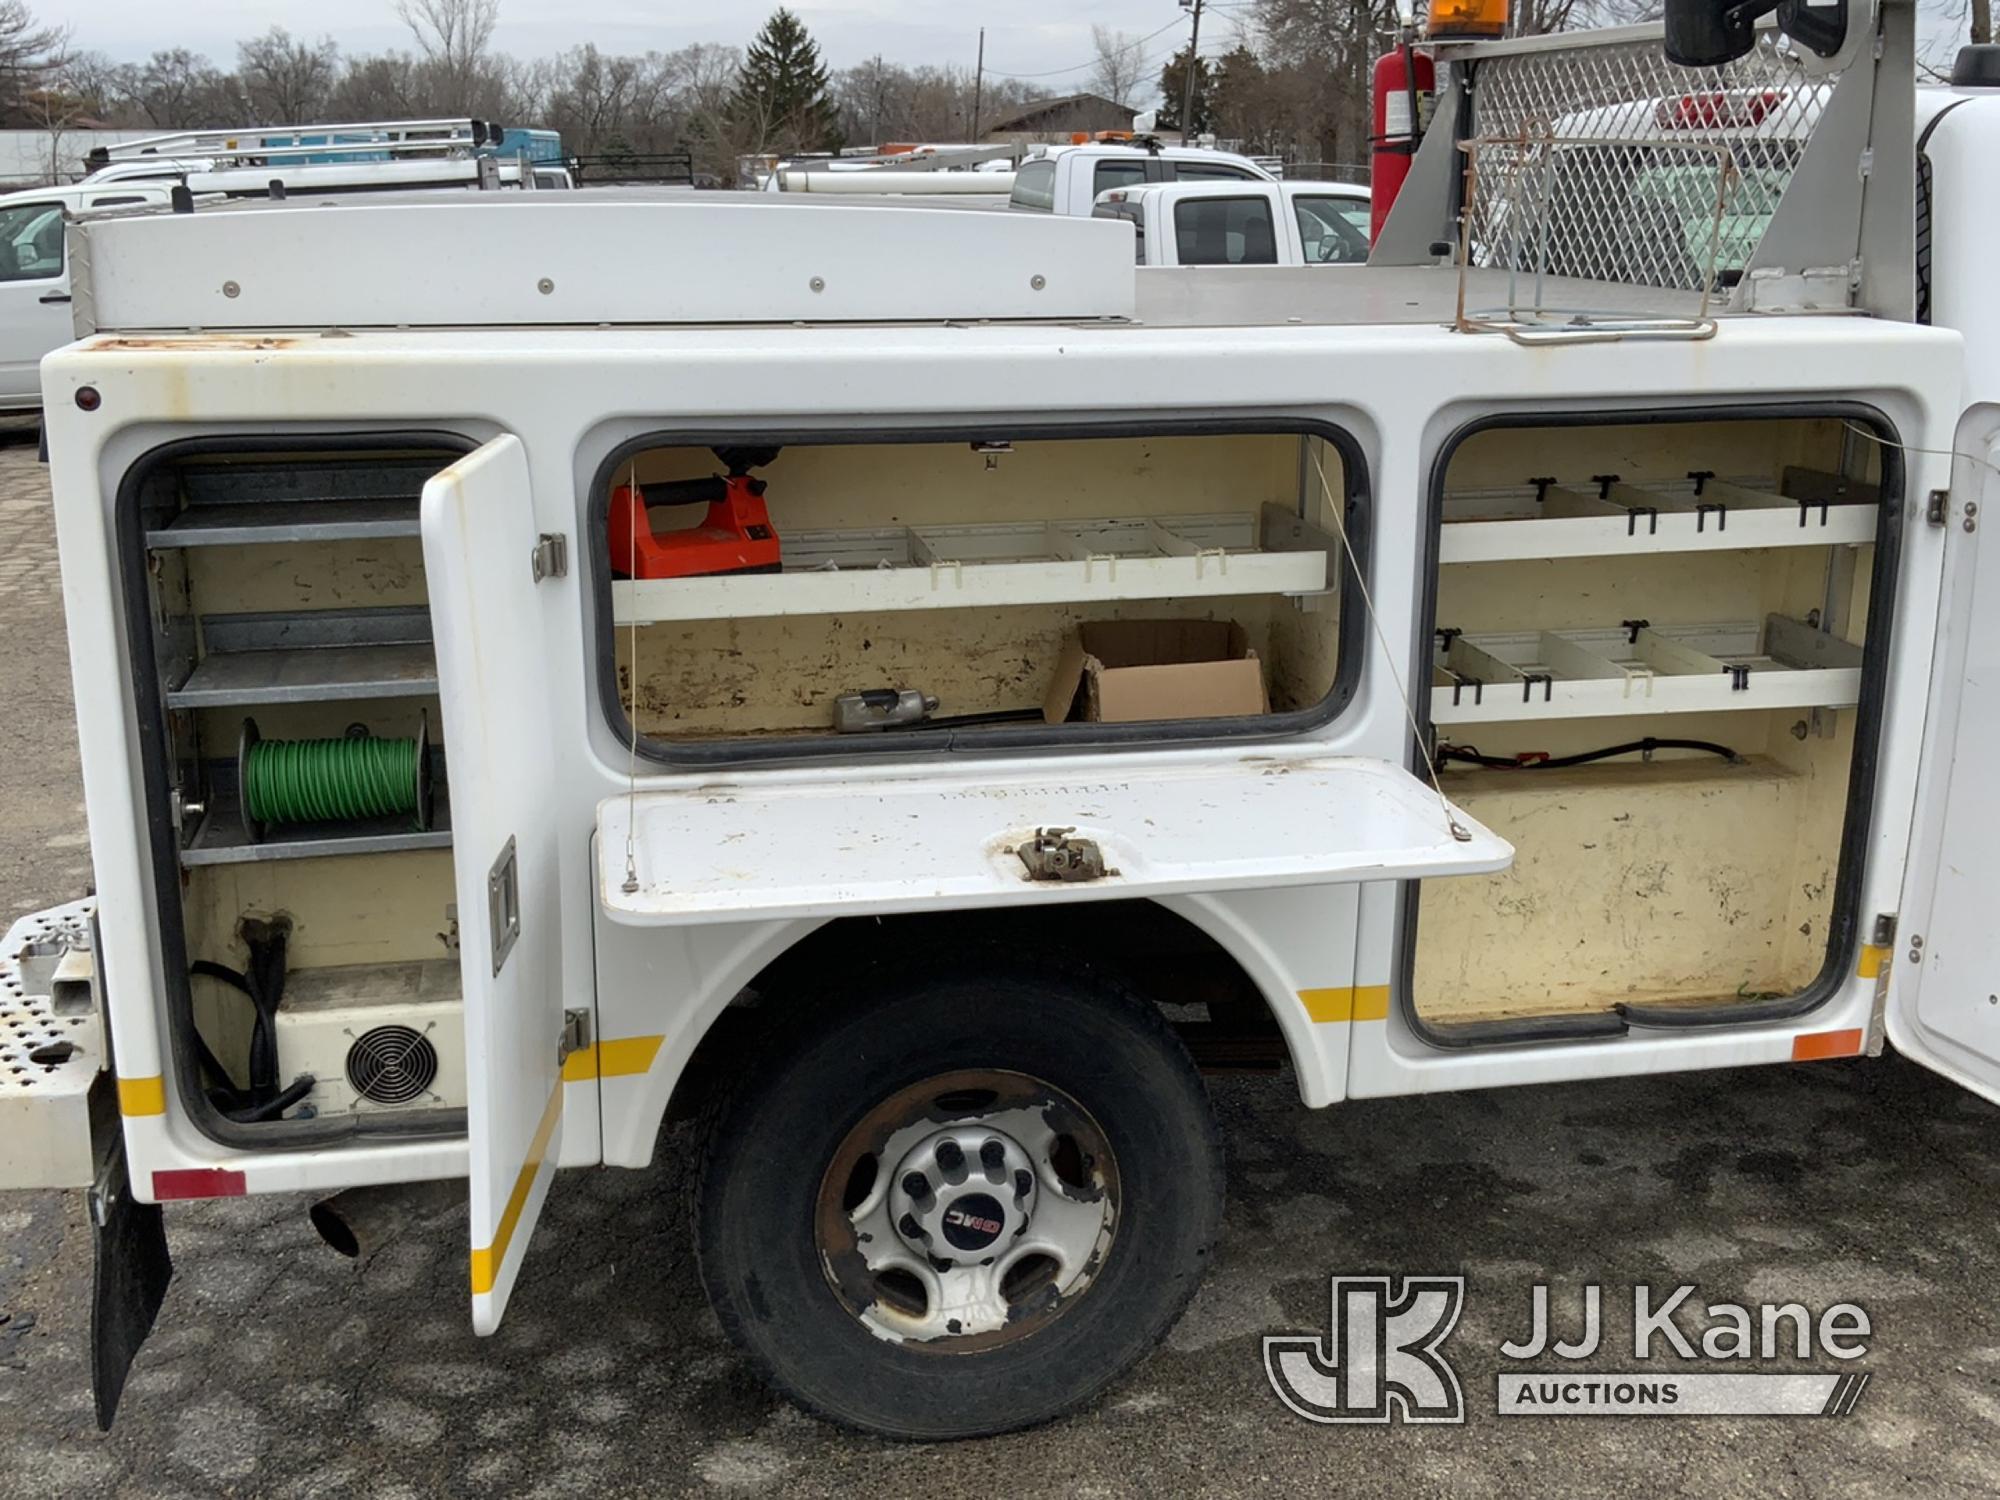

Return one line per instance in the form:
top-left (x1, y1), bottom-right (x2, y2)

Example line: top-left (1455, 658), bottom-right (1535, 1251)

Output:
top-left (1370, 37), bottom-right (1435, 243)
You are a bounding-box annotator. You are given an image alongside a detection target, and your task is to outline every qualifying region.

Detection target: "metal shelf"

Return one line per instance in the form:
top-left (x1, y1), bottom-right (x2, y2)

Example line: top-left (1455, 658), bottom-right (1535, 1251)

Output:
top-left (144, 457), bottom-right (439, 548)
top-left (148, 499), bottom-right (420, 547)
top-left (1439, 475), bottom-right (1877, 564)
top-left (1431, 615), bottom-right (1862, 725)
top-left (167, 608), bottom-right (437, 708)
top-left (181, 777), bottom-right (451, 866)
top-left (611, 506), bottom-right (1334, 625)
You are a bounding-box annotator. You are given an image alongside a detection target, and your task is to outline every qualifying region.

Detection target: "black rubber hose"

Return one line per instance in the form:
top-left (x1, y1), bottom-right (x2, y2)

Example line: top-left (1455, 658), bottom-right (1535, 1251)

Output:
top-left (1436, 736), bottom-right (1740, 770)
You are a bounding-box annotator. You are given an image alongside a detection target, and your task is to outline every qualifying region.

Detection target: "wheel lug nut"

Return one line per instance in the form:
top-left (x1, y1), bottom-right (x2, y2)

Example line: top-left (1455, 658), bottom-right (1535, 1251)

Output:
top-left (898, 1213), bottom-right (924, 1240)
top-left (935, 1141), bottom-right (964, 1171)
top-left (901, 1172), bottom-right (930, 1199)
top-left (980, 1140), bottom-right (1006, 1170)
top-left (1013, 1168), bottom-right (1033, 1199)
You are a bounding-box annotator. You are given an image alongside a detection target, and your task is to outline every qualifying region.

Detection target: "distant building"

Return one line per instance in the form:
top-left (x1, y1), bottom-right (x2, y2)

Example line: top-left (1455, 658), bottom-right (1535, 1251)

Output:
top-left (980, 94), bottom-right (1134, 145)
top-left (0, 128), bottom-right (154, 186)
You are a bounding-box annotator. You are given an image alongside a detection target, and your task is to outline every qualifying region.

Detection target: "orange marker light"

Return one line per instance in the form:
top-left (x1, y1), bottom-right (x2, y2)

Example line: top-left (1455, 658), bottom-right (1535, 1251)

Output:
top-left (1428, 0), bottom-right (1509, 38)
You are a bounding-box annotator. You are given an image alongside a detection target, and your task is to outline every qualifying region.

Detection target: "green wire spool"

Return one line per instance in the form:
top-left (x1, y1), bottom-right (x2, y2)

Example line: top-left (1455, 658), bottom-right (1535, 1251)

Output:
top-left (237, 713), bottom-right (432, 843)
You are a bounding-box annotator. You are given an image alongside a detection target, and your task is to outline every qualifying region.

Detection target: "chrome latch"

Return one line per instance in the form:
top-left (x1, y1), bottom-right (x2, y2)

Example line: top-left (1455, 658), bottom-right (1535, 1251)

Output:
top-left (1016, 827), bottom-right (1117, 882)
top-left (531, 532), bottom-right (568, 582)
top-left (487, 837), bottom-right (520, 976)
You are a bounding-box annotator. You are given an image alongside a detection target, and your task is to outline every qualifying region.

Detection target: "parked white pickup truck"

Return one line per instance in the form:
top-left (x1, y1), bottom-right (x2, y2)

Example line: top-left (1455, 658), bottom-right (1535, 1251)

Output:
top-left (1093, 180), bottom-right (1372, 266)
top-left (1007, 142), bottom-right (1277, 217)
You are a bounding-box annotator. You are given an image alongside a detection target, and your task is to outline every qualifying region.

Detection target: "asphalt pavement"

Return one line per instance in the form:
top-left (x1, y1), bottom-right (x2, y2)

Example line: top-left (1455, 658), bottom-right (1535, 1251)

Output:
top-left (0, 436), bottom-right (1994, 1497)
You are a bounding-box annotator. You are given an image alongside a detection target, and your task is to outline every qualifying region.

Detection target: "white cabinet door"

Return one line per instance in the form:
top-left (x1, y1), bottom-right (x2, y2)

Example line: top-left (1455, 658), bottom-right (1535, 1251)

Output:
top-left (420, 436), bottom-right (569, 1333)
top-left (1891, 430), bottom-right (2000, 1101)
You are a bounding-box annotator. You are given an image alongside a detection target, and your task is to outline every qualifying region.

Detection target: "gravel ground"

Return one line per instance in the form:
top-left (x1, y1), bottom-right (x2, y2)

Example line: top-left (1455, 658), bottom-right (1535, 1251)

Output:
top-left (0, 437), bottom-right (1995, 1497)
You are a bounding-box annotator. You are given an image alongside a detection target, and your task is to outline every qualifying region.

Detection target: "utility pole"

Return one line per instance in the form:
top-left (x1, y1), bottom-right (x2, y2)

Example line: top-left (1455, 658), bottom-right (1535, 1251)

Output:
top-left (971, 28), bottom-right (985, 141)
top-left (1179, 0), bottom-right (1203, 145)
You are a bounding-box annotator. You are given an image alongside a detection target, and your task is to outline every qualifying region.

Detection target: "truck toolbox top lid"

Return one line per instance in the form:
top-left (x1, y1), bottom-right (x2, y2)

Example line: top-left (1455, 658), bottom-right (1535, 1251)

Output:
top-left (70, 195), bottom-right (1138, 330)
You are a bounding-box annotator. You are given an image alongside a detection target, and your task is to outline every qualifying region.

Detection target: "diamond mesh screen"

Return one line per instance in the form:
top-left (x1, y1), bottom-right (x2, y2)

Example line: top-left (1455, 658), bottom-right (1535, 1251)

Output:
top-left (1461, 32), bottom-right (1836, 293)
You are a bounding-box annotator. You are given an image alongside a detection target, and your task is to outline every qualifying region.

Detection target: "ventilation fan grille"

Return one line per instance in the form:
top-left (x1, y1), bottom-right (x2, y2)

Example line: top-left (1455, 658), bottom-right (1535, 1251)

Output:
top-left (344, 1024), bottom-right (438, 1106)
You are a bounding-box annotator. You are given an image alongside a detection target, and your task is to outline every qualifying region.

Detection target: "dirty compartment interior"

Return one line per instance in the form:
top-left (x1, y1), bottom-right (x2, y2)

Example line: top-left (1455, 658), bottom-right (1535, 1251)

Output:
top-left (1411, 415), bottom-right (1884, 1029)
top-left (604, 431), bottom-right (1352, 743)
top-left (133, 448), bottom-right (466, 1129)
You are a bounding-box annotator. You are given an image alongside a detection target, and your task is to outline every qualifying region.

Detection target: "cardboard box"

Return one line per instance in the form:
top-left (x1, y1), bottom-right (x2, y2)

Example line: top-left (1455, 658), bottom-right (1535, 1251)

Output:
top-left (1042, 619), bottom-right (1268, 724)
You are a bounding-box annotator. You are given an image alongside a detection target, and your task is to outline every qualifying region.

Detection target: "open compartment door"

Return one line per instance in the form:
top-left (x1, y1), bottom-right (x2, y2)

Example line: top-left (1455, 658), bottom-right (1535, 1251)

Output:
top-left (598, 755), bottom-right (1511, 925)
top-left (1891, 434), bottom-right (2000, 1103)
top-left (420, 436), bottom-right (567, 1332)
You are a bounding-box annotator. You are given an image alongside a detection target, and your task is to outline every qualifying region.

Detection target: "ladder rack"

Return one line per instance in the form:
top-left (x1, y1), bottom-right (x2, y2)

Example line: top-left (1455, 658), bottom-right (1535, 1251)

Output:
top-left (96, 118), bottom-right (501, 168)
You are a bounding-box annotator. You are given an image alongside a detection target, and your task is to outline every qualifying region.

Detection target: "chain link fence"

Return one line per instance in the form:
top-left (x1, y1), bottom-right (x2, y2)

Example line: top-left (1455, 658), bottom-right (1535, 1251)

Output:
top-left (1461, 31), bottom-right (1837, 293)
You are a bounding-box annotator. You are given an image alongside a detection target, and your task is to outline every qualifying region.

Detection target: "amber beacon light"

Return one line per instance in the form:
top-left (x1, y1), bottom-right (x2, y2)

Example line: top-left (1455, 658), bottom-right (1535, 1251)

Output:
top-left (1427, 0), bottom-right (1510, 38)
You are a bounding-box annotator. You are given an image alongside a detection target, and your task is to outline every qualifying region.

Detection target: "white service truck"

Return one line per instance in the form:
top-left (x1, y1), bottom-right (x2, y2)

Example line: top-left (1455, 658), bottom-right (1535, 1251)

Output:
top-left (1007, 141), bottom-right (1277, 216)
top-left (1092, 180), bottom-right (1373, 266)
top-left (7, 0), bottom-right (1999, 1444)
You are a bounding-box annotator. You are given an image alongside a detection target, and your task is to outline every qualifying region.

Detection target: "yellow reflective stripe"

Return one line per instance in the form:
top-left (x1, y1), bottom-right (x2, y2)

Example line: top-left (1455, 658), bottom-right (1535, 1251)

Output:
top-left (469, 1078), bottom-right (564, 1296)
top-left (1857, 944), bottom-right (1890, 980)
top-left (1296, 986), bottom-right (1392, 1023)
top-left (560, 1034), bottom-right (664, 1083)
top-left (118, 1075), bottom-right (166, 1116)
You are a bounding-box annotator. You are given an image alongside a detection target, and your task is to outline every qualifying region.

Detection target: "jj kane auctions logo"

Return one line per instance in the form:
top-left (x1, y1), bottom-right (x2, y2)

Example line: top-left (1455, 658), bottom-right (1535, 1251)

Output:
top-left (1264, 1278), bottom-right (1872, 1422)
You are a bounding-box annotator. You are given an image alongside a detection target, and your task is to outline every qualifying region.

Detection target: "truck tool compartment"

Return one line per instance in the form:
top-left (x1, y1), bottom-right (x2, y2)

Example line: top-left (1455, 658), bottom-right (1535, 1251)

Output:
top-left (1408, 413), bottom-right (1894, 1035)
top-left (122, 441), bottom-right (471, 1144)
top-left (599, 428), bottom-right (1356, 752)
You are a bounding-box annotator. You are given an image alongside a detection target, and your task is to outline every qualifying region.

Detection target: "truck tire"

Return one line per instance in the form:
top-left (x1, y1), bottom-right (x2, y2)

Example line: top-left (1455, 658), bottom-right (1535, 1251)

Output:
top-left (693, 959), bottom-right (1225, 1439)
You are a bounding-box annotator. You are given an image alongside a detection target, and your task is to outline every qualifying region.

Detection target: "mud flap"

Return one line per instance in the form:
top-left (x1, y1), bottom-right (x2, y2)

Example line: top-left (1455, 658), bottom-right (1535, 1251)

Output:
top-left (88, 1118), bottom-right (170, 1431)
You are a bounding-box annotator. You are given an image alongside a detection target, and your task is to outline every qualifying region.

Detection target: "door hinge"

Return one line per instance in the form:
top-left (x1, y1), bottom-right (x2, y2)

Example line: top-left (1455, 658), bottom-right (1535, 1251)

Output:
top-left (559, 1008), bottom-right (590, 1064)
top-left (1015, 827), bottom-right (1118, 882)
top-left (1927, 490), bottom-right (1950, 527)
top-left (531, 532), bottom-right (568, 582)
top-left (1871, 912), bottom-right (1897, 948)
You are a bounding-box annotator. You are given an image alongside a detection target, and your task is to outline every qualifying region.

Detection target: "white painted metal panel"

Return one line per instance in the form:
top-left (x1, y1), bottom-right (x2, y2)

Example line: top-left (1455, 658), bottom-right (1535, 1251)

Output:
top-left (419, 436), bottom-right (567, 1333)
top-left (597, 754), bottom-right (1511, 926)
top-left (1890, 428), bottom-right (2000, 1104)
top-left (76, 198), bottom-right (1137, 329)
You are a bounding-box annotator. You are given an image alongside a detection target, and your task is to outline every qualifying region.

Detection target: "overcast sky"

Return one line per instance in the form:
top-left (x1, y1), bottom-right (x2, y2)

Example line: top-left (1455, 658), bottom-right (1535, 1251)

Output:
top-left (43, 0), bottom-right (1978, 81)
top-left (45, 1), bottom-right (1253, 84)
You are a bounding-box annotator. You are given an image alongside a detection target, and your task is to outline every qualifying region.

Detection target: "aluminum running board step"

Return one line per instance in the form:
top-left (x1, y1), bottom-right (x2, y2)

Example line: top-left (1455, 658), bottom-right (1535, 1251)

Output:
top-left (597, 752), bottom-right (1511, 926)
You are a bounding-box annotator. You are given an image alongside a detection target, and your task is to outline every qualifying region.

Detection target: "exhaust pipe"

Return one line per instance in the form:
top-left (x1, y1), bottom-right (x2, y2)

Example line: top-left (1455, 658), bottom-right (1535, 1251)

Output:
top-left (309, 1179), bottom-right (463, 1263)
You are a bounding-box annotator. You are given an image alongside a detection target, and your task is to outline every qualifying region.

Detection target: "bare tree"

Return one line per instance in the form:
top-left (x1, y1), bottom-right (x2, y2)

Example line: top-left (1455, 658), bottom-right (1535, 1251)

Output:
top-left (0, 0), bottom-right (62, 124)
top-left (238, 27), bottom-right (340, 123)
top-left (397, 0), bottom-right (500, 113)
top-left (1089, 25), bottom-right (1146, 107)
top-left (121, 48), bottom-right (244, 129)
top-left (397, 0), bottom-right (498, 72)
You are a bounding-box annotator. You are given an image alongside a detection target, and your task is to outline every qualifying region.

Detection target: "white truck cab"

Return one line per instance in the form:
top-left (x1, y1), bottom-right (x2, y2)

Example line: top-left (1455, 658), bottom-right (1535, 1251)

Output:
top-left (10, 0), bottom-right (1998, 1447)
top-left (1093, 180), bottom-right (1372, 266)
top-left (1007, 142), bottom-right (1277, 216)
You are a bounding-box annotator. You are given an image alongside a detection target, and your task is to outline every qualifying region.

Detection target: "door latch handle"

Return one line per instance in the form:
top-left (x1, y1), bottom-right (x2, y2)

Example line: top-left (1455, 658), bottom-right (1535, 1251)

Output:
top-left (38, 291), bottom-right (70, 305)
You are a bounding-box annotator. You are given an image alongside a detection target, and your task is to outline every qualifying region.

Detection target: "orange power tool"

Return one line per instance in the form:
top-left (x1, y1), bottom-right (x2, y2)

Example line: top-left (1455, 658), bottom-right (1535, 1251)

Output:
top-left (608, 446), bottom-right (783, 579)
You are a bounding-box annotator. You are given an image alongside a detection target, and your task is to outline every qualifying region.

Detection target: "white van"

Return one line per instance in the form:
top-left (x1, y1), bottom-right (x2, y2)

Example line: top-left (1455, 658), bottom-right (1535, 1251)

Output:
top-left (0, 181), bottom-right (178, 410)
